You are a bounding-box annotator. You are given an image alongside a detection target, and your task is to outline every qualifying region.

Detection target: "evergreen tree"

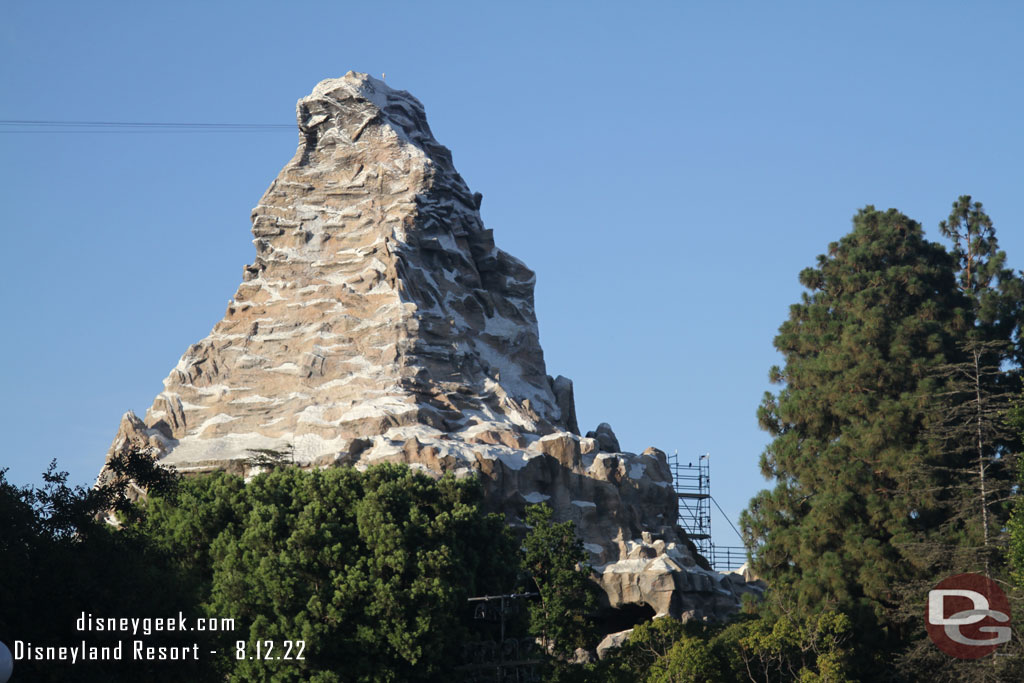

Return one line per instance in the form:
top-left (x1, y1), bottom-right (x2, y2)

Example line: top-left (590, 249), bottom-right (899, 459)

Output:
top-left (939, 195), bottom-right (1024, 354)
top-left (932, 196), bottom-right (1023, 567)
top-left (918, 338), bottom-right (1016, 574)
top-left (891, 199), bottom-right (1024, 678)
top-left (741, 207), bottom-right (971, 665)
top-left (1006, 392), bottom-right (1024, 587)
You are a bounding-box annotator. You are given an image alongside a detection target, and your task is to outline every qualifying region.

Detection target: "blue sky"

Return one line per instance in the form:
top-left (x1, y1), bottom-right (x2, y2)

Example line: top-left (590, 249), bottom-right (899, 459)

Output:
top-left (2, 1), bottom-right (1023, 546)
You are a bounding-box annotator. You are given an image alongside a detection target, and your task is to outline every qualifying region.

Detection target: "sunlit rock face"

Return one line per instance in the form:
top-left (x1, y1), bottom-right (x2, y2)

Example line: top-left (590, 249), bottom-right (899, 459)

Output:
top-left (100, 72), bottom-right (757, 625)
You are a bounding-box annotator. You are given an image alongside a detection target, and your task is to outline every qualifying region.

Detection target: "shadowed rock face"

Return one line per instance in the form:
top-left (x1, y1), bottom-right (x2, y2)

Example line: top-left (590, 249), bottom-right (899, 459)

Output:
top-left (101, 72), bottom-right (757, 626)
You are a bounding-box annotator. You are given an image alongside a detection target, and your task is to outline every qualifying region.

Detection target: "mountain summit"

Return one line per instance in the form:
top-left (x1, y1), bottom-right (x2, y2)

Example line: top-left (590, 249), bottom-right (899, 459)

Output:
top-left (101, 72), bottom-right (757, 623)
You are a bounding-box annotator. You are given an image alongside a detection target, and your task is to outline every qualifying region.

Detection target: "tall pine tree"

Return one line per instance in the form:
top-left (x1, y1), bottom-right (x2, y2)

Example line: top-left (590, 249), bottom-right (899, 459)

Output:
top-left (921, 197), bottom-right (1022, 575)
top-left (889, 198), bottom-right (1024, 680)
top-left (742, 207), bottom-right (971, 658)
top-left (939, 195), bottom-right (1024, 353)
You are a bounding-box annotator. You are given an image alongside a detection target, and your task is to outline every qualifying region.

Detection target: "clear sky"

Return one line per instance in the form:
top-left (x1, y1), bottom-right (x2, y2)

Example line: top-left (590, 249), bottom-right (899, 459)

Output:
top-left (2, 1), bottom-right (1023, 548)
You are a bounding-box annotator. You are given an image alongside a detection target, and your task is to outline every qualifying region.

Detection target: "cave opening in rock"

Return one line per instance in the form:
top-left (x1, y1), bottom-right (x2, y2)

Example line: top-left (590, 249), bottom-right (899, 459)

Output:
top-left (597, 602), bottom-right (657, 634)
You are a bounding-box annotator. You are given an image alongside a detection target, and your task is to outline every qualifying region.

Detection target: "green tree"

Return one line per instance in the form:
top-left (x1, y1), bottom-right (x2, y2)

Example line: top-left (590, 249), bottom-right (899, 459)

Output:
top-left (1007, 393), bottom-right (1024, 587)
top-left (132, 469), bottom-right (247, 604)
top-left (917, 339), bottom-right (1017, 575)
top-left (890, 199), bottom-right (1024, 679)
top-left (593, 608), bottom-right (856, 682)
top-left (932, 196), bottom-right (1023, 565)
top-left (939, 195), bottom-right (1024, 352)
top-left (135, 463), bottom-right (519, 682)
top-left (726, 609), bottom-right (855, 682)
top-left (1001, 391), bottom-right (1024, 585)
top-left (596, 617), bottom-right (722, 683)
top-left (741, 207), bottom-right (971, 665)
top-left (522, 504), bottom-right (599, 661)
top-left (245, 444), bottom-right (295, 470)
top-left (0, 460), bottom-right (210, 683)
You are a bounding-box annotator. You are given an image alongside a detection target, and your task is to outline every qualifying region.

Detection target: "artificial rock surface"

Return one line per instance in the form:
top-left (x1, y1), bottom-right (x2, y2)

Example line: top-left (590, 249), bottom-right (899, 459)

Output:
top-left (101, 72), bottom-right (755, 625)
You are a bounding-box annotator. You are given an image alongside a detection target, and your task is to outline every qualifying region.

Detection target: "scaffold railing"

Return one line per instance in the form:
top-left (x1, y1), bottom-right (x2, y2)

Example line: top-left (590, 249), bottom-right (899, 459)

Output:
top-left (710, 544), bottom-right (748, 572)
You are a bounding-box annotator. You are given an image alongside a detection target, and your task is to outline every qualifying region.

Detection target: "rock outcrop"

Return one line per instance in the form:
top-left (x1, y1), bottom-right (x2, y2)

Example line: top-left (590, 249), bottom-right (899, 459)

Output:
top-left (100, 72), bottom-right (756, 627)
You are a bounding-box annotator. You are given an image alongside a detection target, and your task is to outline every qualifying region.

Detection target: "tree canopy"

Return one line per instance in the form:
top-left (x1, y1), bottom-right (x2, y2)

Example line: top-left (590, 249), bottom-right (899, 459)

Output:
top-left (744, 207), bottom-right (969, 630)
top-left (133, 463), bottom-right (520, 682)
top-left (742, 201), bottom-right (1024, 679)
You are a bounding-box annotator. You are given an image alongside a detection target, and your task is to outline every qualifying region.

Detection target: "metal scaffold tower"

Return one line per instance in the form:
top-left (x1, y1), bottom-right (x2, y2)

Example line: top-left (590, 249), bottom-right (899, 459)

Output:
top-left (670, 452), bottom-right (712, 557)
top-left (668, 451), bottom-right (747, 571)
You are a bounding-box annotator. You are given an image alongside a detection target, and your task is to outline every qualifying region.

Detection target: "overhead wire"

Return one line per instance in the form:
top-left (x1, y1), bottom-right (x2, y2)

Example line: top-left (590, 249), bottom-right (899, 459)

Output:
top-left (710, 495), bottom-right (746, 544)
top-left (0, 119), bottom-right (293, 133)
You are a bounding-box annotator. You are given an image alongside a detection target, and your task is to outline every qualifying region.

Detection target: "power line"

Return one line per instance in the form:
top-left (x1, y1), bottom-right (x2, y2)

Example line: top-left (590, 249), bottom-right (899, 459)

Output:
top-left (0, 119), bottom-right (293, 133)
top-left (710, 495), bottom-right (745, 544)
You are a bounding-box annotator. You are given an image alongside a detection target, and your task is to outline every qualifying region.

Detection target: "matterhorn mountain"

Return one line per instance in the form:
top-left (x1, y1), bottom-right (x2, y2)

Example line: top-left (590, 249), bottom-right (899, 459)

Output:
top-left (101, 72), bottom-right (757, 625)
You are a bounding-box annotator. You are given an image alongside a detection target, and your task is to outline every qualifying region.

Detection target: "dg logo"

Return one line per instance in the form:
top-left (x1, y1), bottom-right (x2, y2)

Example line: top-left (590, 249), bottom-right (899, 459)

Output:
top-left (926, 573), bottom-right (1011, 659)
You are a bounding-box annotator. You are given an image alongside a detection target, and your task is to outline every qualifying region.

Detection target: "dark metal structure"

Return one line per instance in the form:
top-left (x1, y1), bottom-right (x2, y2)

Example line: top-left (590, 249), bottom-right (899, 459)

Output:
top-left (670, 451), bottom-right (712, 556)
top-left (459, 592), bottom-right (541, 682)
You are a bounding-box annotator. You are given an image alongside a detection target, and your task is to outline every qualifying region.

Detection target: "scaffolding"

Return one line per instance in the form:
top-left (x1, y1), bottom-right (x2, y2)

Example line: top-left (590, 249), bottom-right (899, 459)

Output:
top-left (670, 452), bottom-right (712, 557)
top-left (668, 451), bottom-right (747, 572)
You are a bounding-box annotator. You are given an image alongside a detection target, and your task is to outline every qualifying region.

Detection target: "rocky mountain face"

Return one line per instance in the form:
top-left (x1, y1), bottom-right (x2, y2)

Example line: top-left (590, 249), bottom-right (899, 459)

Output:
top-left (101, 72), bottom-right (758, 628)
